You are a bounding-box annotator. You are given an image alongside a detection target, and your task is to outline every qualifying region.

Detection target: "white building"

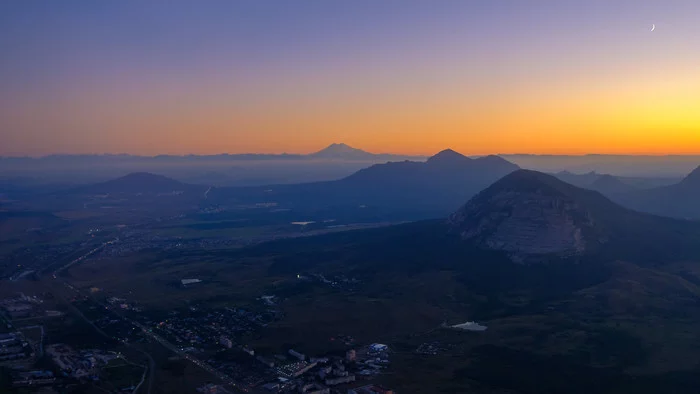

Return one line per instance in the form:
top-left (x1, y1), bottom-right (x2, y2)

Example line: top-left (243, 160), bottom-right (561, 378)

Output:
top-left (181, 278), bottom-right (202, 286)
top-left (369, 343), bottom-right (388, 353)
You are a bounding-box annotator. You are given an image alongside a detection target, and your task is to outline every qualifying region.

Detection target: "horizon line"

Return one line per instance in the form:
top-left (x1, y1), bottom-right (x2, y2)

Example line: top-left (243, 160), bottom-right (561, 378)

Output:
top-left (5, 151), bottom-right (700, 159)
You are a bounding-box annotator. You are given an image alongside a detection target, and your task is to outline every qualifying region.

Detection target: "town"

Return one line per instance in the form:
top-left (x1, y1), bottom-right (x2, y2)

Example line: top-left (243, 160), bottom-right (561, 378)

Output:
top-left (1, 283), bottom-right (398, 393)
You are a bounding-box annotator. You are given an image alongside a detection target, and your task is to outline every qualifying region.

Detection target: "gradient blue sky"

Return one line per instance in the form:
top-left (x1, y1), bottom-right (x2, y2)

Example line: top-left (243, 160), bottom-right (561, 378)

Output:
top-left (1, 1), bottom-right (699, 156)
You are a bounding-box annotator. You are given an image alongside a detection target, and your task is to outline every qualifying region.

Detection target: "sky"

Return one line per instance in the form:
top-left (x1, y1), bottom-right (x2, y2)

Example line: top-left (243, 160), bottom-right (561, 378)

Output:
top-left (1, 0), bottom-right (699, 157)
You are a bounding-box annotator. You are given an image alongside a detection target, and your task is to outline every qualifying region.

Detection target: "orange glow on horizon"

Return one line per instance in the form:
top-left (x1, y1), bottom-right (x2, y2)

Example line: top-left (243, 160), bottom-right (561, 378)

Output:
top-left (4, 2), bottom-right (700, 158)
top-left (2, 58), bottom-right (700, 157)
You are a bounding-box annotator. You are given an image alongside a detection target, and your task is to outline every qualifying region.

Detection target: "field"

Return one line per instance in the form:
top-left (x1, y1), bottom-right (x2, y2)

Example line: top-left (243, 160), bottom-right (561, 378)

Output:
top-left (4, 182), bottom-right (700, 393)
top-left (56, 230), bottom-right (700, 394)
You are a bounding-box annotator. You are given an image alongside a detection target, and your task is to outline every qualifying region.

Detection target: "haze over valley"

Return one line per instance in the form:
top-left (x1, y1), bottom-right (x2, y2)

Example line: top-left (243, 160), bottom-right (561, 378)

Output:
top-left (3, 143), bottom-right (700, 187)
top-left (2, 2), bottom-right (700, 394)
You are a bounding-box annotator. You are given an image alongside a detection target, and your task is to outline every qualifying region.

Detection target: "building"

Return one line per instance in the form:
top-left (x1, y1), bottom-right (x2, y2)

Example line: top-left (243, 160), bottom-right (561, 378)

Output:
top-left (348, 385), bottom-right (394, 394)
top-left (331, 366), bottom-right (349, 377)
top-left (12, 370), bottom-right (56, 387)
top-left (181, 278), bottom-right (202, 286)
top-left (291, 361), bottom-right (317, 377)
top-left (345, 349), bottom-right (356, 362)
top-left (5, 304), bottom-right (32, 318)
top-left (369, 344), bottom-right (388, 353)
top-left (276, 360), bottom-right (317, 378)
top-left (3, 303), bottom-right (32, 313)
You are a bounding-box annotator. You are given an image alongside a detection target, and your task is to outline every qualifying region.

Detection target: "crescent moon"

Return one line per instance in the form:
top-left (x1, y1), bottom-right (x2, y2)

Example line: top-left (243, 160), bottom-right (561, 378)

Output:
top-left (651, 24), bottom-right (655, 32)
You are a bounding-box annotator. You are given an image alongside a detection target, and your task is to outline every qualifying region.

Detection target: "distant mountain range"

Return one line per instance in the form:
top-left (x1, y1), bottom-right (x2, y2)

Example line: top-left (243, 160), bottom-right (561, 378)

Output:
top-left (502, 154), bottom-right (700, 177)
top-left (550, 165), bottom-right (700, 220)
top-left (553, 171), bottom-right (639, 195)
top-left (247, 167), bottom-right (700, 266)
top-left (0, 143), bottom-right (426, 163)
top-left (553, 171), bottom-right (682, 194)
top-left (36, 153), bottom-right (700, 222)
top-left (5, 146), bottom-right (700, 188)
top-left (613, 165), bottom-right (700, 219)
top-left (0, 143), bottom-right (428, 186)
top-left (16, 149), bottom-right (519, 221)
top-left (208, 149), bottom-right (520, 219)
top-left (587, 174), bottom-right (637, 195)
top-left (228, 168), bottom-right (700, 392)
top-left (307, 143), bottom-right (421, 161)
top-left (343, 149), bottom-right (518, 186)
top-left (72, 172), bottom-right (205, 195)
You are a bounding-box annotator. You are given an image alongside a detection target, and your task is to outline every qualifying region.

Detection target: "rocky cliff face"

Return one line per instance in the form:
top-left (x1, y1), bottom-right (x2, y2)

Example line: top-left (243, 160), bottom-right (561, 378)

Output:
top-left (448, 170), bottom-right (607, 258)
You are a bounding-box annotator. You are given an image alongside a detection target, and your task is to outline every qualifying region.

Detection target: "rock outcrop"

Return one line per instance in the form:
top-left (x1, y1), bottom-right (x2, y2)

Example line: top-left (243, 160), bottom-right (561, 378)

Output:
top-left (448, 170), bottom-right (612, 257)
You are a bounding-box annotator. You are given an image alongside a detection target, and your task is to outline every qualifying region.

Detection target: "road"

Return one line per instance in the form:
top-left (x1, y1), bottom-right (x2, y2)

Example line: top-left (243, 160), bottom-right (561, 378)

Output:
top-left (59, 280), bottom-right (245, 392)
top-left (24, 236), bottom-right (155, 394)
top-left (49, 279), bottom-right (155, 394)
top-left (53, 238), bottom-right (118, 275)
top-left (46, 236), bottom-right (246, 393)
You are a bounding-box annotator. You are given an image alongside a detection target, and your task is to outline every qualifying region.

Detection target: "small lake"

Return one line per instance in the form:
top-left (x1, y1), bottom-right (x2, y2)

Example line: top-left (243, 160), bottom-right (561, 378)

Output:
top-left (450, 321), bottom-right (488, 331)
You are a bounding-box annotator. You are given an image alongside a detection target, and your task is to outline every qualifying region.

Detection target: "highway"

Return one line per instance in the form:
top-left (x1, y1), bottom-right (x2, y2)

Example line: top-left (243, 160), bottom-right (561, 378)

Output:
top-left (53, 238), bottom-right (118, 275)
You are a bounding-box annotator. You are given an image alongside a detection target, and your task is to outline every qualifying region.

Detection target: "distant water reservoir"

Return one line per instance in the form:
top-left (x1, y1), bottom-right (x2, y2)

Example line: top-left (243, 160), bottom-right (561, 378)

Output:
top-left (450, 321), bottom-right (487, 331)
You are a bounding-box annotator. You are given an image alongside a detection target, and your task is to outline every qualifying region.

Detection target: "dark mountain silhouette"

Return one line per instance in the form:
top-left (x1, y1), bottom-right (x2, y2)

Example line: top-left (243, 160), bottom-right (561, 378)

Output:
top-left (449, 170), bottom-right (607, 257)
top-left (684, 165), bottom-right (700, 184)
top-left (209, 150), bottom-right (520, 218)
top-left (587, 174), bottom-right (637, 195)
top-left (554, 171), bottom-right (679, 191)
top-left (553, 171), bottom-right (601, 187)
top-left (448, 170), bottom-right (700, 260)
top-left (27, 172), bottom-right (210, 216)
top-left (307, 143), bottom-right (424, 161)
top-left (553, 171), bottom-right (637, 196)
top-left (308, 143), bottom-right (376, 160)
top-left (0, 144), bottom-right (424, 164)
top-left (232, 169), bottom-right (700, 299)
top-left (225, 169), bottom-right (700, 394)
top-left (75, 172), bottom-right (201, 194)
top-left (345, 150), bottom-right (518, 185)
top-left (425, 148), bottom-right (473, 166)
top-left (613, 165), bottom-right (700, 219)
